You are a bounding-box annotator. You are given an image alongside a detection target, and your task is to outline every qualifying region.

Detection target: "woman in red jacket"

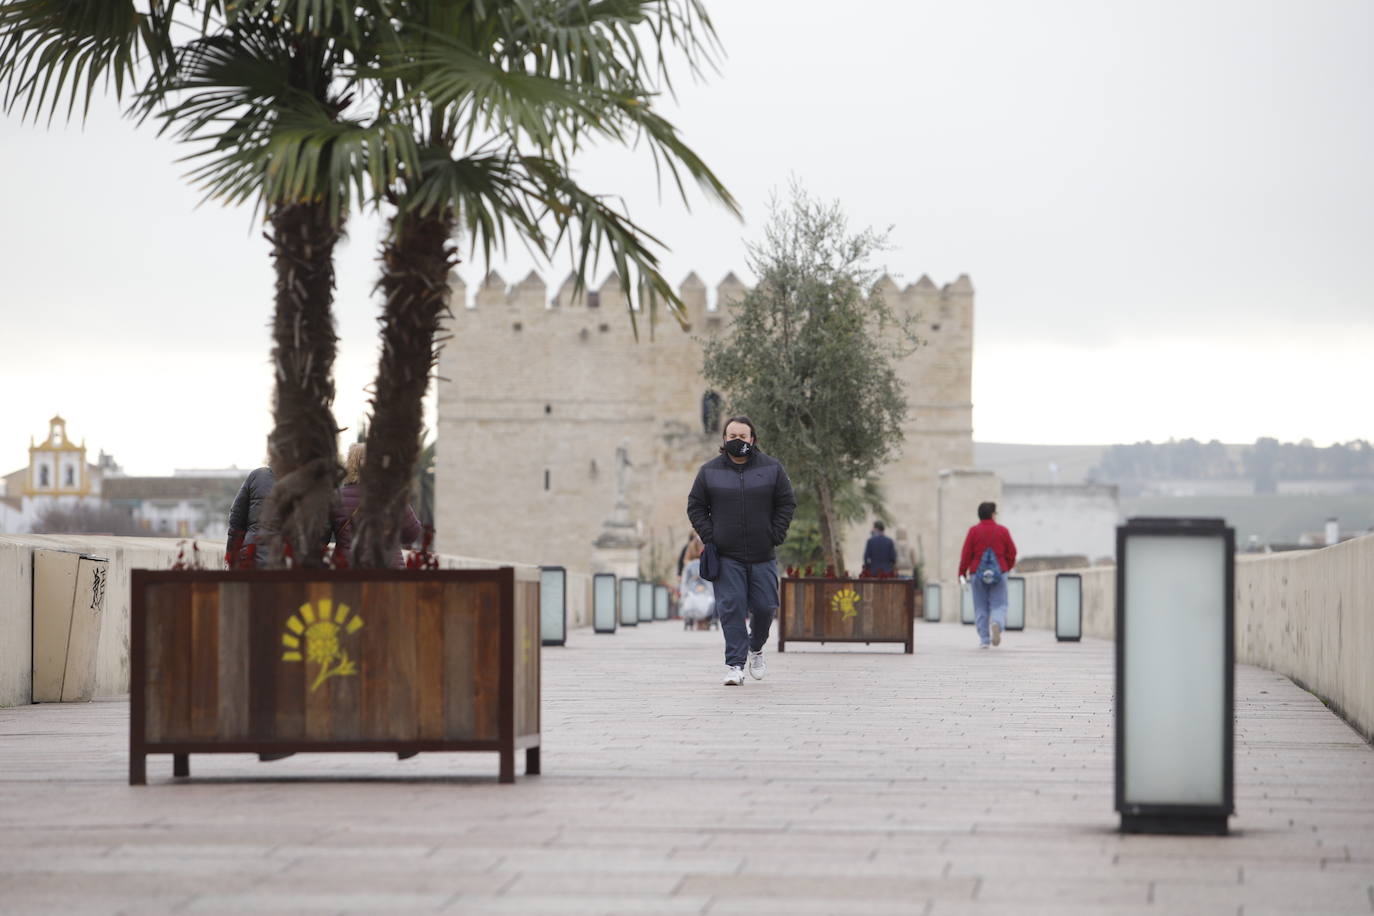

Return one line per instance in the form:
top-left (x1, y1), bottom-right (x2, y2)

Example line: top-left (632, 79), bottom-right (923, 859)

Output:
top-left (958, 502), bottom-right (1018, 648)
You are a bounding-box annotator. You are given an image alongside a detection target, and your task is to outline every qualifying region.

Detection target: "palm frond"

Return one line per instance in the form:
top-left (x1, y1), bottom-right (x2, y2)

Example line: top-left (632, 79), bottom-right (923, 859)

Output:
top-left (0, 0), bottom-right (181, 123)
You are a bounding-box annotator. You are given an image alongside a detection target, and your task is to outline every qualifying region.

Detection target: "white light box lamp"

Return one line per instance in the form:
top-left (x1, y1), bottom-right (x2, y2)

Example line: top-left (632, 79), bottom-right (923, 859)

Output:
top-left (619, 577), bottom-right (639, 627)
top-left (1005, 576), bottom-right (1026, 631)
top-left (637, 581), bottom-right (654, 623)
top-left (961, 582), bottom-right (975, 625)
top-left (653, 585), bottom-right (669, 621)
top-left (923, 583), bottom-right (941, 622)
top-left (593, 573), bottom-right (617, 634)
top-left (539, 566), bottom-right (567, 647)
top-left (1116, 517), bottom-right (1234, 836)
top-left (1055, 573), bottom-right (1082, 641)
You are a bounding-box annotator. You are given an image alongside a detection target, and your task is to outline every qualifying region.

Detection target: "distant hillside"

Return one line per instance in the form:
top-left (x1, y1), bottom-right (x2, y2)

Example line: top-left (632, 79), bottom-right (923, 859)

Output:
top-left (973, 442), bottom-right (1112, 485)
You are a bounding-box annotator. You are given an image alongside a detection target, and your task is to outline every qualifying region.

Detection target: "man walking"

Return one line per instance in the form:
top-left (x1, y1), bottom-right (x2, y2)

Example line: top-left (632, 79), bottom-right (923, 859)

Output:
top-left (687, 416), bottom-right (796, 686)
top-left (863, 520), bottom-right (897, 575)
top-left (958, 502), bottom-right (1017, 648)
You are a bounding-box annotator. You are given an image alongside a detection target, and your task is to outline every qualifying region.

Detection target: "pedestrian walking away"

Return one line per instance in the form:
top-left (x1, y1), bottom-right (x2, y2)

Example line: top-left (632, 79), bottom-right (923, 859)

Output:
top-left (226, 457), bottom-right (275, 568)
top-left (863, 520), bottom-right (897, 575)
top-left (958, 501), bottom-right (1017, 648)
top-left (686, 416), bottom-right (797, 686)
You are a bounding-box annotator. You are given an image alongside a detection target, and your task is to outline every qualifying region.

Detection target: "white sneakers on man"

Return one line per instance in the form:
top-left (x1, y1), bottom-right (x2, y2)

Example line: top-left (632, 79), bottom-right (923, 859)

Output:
top-left (747, 649), bottom-right (767, 680)
top-left (723, 666), bottom-right (745, 686)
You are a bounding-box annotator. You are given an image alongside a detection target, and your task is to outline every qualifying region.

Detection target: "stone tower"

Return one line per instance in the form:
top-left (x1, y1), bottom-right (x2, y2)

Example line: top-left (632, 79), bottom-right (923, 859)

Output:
top-left (434, 271), bottom-right (974, 582)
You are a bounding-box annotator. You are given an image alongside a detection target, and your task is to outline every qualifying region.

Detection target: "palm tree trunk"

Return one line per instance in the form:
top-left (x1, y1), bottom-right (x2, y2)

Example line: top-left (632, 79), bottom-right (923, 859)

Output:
top-left (260, 199), bottom-right (344, 568)
top-left (351, 209), bottom-right (455, 568)
top-left (815, 477), bottom-right (845, 576)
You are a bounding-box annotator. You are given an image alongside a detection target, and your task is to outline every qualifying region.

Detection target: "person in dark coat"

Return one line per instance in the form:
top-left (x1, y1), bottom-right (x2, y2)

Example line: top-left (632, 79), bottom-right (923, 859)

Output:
top-left (226, 464), bottom-right (275, 567)
top-left (863, 520), bottom-right (897, 575)
top-left (686, 415), bottom-right (797, 686)
top-left (331, 443), bottom-right (423, 568)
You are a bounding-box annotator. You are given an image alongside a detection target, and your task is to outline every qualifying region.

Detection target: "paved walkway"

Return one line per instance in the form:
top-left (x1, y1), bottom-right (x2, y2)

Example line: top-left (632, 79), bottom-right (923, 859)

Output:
top-left (2, 619), bottom-right (1371, 915)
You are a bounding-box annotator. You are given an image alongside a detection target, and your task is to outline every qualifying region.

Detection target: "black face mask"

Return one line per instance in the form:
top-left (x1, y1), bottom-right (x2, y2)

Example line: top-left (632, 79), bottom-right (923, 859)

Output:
top-left (723, 438), bottom-right (752, 458)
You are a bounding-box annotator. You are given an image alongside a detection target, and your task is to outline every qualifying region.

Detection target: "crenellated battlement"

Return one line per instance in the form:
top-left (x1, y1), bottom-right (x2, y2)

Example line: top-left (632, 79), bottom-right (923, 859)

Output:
top-left (446, 269), bottom-right (975, 317)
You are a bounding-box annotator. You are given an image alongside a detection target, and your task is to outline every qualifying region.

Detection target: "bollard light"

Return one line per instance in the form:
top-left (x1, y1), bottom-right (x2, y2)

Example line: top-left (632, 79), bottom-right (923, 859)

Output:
top-left (1116, 517), bottom-right (1234, 836)
top-left (923, 583), bottom-right (941, 622)
top-left (593, 573), bottom-right (617, 633)
top-left (1055, 573), bottom-right (1082, 642)
top-left (1005, 576), bottom-right (1026, 631)
top-left (619, 577), bottom-right (639, 627)
top-left (654, 585), bottom-right (669, 621)
top-left (539, 566), bottom-right (567, 647)
top-left (961, 582), bottom-right (975, 625)
top-left (637, 581), bottom-right (654, 623)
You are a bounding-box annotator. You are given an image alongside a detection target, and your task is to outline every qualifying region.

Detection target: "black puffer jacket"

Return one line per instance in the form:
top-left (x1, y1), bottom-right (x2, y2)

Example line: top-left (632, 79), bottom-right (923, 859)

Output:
top-left (686, 451), bottom-right (796, 564)
top-left (226, 467), bottom-right (274, 555)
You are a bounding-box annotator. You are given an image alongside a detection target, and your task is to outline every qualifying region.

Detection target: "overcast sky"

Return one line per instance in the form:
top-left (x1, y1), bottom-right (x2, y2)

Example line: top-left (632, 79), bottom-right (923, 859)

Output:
top-left (2, 0), bottom-right (1370, 478)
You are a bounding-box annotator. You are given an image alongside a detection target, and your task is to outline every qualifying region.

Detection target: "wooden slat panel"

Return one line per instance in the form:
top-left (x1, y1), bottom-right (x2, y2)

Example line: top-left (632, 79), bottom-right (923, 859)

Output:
top-left (514, 579), bottom-right (540, 739)
top-left (142, 583), bottom-right (172, 742)
top-left (372, 581), bottom-right (418, 742)
top-left (782, 579), bottom-right (911, 644)
top-left (188, 581), bottom-right (220, 739)
top-left (304, 581), bottom-right (337, 742)
top-left (216, 582), bottom-right (251, 740)
top-left (261, 581), bottom-right (307, 740)
top-left (359, 580), bottom-right (394, 740)
top-left (326, 581), bottom-right (364, 742)
top-left (415, 580), bottom-right (445, 740)
top-left (158, 583), bottom-right (193, 740)
top-left (442, 581), bottom-right (477, 740)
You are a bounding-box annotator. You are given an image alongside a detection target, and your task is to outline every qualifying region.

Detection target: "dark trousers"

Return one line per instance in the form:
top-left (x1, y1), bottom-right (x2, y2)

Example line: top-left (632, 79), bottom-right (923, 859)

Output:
top-left (715, 556), bottom-right (779, 668)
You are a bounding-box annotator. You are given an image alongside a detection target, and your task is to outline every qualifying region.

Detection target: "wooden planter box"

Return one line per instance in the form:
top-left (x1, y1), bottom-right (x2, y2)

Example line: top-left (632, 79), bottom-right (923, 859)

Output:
top-left (778, 577), bottom-right (915, 654)
top-left (130, 567), bottom-right (540, 784)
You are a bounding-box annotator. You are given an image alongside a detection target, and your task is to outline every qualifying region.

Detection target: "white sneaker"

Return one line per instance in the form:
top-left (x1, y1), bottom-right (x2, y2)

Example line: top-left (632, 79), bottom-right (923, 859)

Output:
top-left (991, 622), bottom-right (1002, 647)
top-left (747, 649), bottom-right (767, 680)
top-left (723, 666), bottom-right (744, 686)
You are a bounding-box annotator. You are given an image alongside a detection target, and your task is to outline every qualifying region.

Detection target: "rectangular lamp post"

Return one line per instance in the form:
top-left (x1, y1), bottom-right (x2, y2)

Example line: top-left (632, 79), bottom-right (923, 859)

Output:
top-left (961, 582), bottom-right (975, 625)
top-left (637, 581), bottom-right (654, 623)
top-left (1055, 573), bottom-right (1082, 642)
top-left (593, 573), bottom-right (617, 634)
top-left (619, 577), bottom-right (639, 627)
top-left (539, 566), bottom-right (567, 647)
top-left (1006, 576), bottom-right (1026, 631)
top-left (654, 585), bottom-right (669, 621)
top-left (923, 583), bottom-right (941, 622)
top-left (1116, 517), bottom-right (1234, 836)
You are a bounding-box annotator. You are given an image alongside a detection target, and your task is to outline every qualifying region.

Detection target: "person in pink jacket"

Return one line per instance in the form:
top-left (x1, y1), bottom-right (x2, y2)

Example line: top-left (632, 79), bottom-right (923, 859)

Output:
top-left (331, 443), bottom-right (423, 568)
top-left (958, 501), bottom-right (1018, 648)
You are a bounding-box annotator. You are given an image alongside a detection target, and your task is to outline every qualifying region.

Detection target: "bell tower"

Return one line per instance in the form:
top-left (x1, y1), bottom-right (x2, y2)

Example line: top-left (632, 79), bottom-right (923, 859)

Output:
top-left (25, 415), bottom-right (90, 497)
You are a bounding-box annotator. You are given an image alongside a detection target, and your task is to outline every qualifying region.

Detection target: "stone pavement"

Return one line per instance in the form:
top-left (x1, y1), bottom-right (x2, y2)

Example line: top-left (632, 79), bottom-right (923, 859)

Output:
top-left (1, 619), bottom-right (1371, 915)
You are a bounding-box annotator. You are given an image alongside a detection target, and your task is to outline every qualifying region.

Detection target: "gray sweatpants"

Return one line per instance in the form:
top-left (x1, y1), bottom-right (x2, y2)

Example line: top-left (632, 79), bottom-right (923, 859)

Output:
top-left (715, 556), bottom-right (779, 668)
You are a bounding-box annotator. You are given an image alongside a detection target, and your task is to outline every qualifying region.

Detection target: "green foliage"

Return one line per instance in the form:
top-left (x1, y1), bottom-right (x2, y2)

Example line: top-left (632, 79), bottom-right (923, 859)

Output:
top-left (703, 183), bottom-right (915, 569)
top-left (777, 476), bottom-right (885, 568)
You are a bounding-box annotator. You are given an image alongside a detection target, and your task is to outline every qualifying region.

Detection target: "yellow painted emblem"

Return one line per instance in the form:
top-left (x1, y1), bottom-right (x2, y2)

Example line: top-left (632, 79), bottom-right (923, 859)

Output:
top-left (830, 586), bottom-right (861, 621)
top-left (281, 598), bottom-right (363, 691)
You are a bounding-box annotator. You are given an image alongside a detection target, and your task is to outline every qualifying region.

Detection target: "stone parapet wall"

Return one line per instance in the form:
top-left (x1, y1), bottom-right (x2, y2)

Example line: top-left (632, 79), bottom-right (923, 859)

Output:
top-left (974, 532), bottom-right (1373, 742)
top-left (0, 535), bottom-right (595, 707)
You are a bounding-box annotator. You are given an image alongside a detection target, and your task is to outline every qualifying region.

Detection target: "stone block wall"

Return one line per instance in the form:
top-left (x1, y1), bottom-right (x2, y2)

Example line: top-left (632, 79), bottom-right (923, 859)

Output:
top-left (437, 270), bottom-right (976, 581)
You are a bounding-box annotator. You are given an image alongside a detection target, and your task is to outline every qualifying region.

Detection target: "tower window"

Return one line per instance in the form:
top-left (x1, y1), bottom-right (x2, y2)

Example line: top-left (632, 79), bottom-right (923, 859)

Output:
top-left (544, 404), bottom-right (552, 414)
top-left (39, 466), bottom-right (50, 487)
top-left (544, 469), bottom-right (551, 491)
top-left (587, 291), bottom-right (601, 308)
top-left (64, 466), bottom-right (74, 486)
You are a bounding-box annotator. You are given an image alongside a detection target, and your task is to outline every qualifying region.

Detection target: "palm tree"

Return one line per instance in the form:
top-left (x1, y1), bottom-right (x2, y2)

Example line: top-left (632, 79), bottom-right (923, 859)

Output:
top-left (347, 0), bottom-right (739, 567)
top-left (3, 2), bottom-right (410, 567)
top-left (152, 8), bottom-right (413, 566)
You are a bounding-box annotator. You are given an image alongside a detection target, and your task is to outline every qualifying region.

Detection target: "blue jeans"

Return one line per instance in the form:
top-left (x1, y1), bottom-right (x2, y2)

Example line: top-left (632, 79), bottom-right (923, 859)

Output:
top-left (715, 556), bottom-right (779, 667)
top-left (970, 575), bottom-right (1008, 645)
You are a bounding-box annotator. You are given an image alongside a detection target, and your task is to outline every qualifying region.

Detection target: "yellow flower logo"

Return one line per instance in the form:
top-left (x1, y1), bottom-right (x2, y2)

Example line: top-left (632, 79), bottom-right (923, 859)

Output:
top-left (830, 587), bottom-right (861, 621)
top-left (281, 598), bottom-right (363, 692)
